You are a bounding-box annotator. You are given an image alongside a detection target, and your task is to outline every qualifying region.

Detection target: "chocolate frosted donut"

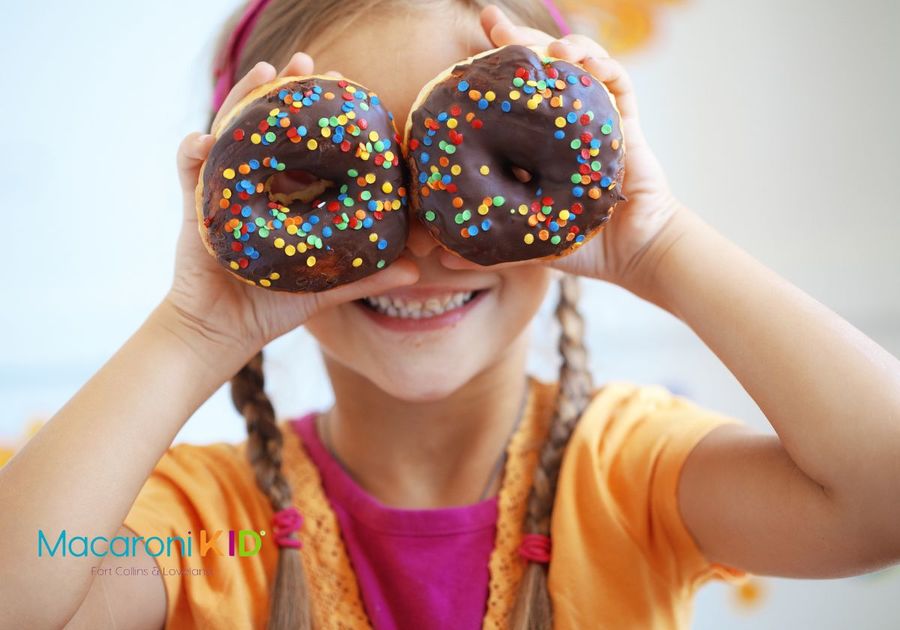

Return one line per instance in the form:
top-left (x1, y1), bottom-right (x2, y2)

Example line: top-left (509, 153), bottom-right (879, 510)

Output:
top-left (197, 76), bottom-right (408, 292)
top-left (404, 44), bottom-right (626, 265)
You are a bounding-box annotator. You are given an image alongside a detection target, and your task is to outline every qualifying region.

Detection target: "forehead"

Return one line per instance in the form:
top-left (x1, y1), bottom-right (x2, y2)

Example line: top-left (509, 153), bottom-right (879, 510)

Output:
top-left (304, 8), bottom-right (492, 128)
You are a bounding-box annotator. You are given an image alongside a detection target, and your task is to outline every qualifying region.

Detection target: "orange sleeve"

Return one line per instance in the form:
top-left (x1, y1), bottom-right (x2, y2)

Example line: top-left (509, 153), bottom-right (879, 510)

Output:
top-left (122, 442), bottom-right (278, 629)
top-left (582, 382), bottom-right (751, 592)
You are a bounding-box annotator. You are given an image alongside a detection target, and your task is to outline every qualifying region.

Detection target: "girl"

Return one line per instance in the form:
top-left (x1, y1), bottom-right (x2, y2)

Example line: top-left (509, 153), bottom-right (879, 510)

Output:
top-left (2, 1), bottom-right (899, 629)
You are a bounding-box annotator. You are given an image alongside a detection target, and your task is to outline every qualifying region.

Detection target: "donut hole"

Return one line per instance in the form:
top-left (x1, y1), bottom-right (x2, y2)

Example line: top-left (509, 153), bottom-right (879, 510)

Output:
top-left (510, 165), bottom-right (534, 184)
top-left (266, 170), bottom-right (334, 204)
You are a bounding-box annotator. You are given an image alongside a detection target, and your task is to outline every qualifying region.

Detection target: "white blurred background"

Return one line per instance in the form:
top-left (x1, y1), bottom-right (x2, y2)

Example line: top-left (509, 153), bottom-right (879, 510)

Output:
top-left (2, 0), bottom-right (898, 627)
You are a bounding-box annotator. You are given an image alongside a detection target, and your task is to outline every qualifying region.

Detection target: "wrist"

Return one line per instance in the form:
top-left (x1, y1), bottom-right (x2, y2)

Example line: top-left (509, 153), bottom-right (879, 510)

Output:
top-left (147, 297), bottom-right (260, 380)
top-left (617, 203), bottom-right (706, 316)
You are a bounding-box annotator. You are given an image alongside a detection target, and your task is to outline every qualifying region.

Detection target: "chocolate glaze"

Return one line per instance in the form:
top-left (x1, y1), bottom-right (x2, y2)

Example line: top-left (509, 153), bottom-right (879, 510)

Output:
top-left (200, 77), bottom-right (408, 292)
top-left (407, 45), bottom-right (625, 265)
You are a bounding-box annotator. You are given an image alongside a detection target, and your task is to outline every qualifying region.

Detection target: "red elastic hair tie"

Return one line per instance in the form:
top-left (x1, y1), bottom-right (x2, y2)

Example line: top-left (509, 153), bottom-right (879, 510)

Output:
top-left (518, 533), bottom-right (552, 563)
top-left (272, 506), bottom-right (304, 549)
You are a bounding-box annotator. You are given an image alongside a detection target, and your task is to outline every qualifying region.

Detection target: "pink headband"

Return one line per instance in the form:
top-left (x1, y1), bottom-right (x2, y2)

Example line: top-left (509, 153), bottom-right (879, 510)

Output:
top-left (212, 0), bottom-right (272, 111)
top-left (542, 0), bottom-right (572, 36)
top-left (211, 0), bottom-right (571, 112)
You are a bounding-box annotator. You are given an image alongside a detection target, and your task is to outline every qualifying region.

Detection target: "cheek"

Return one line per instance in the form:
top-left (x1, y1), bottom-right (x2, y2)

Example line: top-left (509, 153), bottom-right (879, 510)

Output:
top-left (302, 307), bottom-right (347, 354)
top-left (300, 268), bottom-right (554, 397)
top-left (497, 267), bottom-right (554, 319)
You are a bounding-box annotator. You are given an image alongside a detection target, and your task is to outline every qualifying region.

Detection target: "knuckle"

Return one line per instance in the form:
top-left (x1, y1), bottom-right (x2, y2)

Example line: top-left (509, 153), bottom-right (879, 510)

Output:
top-left (307, 291), bottom-right (326, 314)
top-left (177, 132), bottom-right (197, 153)
top-left (176, 137), bottom-right (196, 165)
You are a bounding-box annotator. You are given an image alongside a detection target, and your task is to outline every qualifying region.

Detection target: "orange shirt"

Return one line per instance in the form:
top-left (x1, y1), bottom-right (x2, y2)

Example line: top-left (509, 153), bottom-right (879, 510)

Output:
top-left (124, 377), bottom-right (749, 628)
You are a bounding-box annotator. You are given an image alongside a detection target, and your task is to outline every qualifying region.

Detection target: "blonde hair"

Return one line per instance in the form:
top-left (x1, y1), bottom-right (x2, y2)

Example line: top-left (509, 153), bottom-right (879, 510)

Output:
top-left (215, 2), bottom-right (592, 627)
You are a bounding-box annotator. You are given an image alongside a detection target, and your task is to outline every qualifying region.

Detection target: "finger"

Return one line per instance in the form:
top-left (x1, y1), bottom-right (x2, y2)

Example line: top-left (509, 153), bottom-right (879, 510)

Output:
top-left (562, 33), bottom-right (610, 59)
top-left (481, 5), bottom-right (555, 48)
top-left (490, 21), bottom-right (556, 48)
top-left (547, 239), bottom-right (603, 279)
top-left (312, 258), bottom-right (420, 310)
top-left (210, 61), bottom-right (277, 134)
top-left (582, 56), bottom-right (640, 123)
top-left (547, 38), bottom-right (586, 63)
top-left (548, 35), bottom-right (611, 67)
top-left (177, 132), bottom-right (216, 219)
top-left (276, 51), bottom-right (314, 78)
top-left (517, 26), bottom-right (557, 46)
top-left (323, 70), bottom-right (343, 78)
top-left (436, 249), bottom-right (535, 273)
top-left (438, 249), bottom-right (486, 271)
top-left (480, 4), bottom-right (514, 41)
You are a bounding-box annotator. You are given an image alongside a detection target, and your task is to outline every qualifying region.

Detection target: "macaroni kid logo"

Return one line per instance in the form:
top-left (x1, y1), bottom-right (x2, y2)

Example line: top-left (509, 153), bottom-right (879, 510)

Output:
top-left (37, 528), bottom-right (266, 558)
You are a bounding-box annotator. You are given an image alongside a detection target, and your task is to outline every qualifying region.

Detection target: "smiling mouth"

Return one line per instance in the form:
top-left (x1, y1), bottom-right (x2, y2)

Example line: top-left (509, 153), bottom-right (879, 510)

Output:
top-left (355, 290), bottom-right (484, 319)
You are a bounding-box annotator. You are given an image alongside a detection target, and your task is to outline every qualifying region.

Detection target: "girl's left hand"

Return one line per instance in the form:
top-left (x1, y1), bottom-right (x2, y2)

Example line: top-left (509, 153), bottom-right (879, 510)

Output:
top-left (441, 5), bottom-right (684, 293)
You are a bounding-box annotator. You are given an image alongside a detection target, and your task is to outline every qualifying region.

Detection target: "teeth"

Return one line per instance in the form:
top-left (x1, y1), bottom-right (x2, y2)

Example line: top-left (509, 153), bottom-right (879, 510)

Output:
top-left (364, 291), bottom-right (476, 318)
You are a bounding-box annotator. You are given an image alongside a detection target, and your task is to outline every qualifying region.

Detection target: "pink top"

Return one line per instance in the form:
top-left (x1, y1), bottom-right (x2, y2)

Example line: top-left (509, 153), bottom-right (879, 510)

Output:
top-left (291, 413), bottom-right (499, 630)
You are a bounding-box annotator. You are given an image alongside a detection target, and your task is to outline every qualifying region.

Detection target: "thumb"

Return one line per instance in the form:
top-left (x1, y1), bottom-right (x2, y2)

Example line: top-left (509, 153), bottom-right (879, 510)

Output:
top-left (177, 132), bottom-right (216, 223)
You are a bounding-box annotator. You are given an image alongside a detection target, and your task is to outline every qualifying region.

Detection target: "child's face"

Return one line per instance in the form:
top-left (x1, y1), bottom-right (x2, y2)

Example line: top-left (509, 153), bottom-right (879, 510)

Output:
top-left (301, 8), bottom-right (554, 401)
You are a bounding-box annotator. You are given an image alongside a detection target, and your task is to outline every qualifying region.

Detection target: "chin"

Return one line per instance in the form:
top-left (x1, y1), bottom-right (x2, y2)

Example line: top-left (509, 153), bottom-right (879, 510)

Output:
top-left (306, 268), bottom-right (550, 402)
top-left (365, 352), bottom-right (483, 403)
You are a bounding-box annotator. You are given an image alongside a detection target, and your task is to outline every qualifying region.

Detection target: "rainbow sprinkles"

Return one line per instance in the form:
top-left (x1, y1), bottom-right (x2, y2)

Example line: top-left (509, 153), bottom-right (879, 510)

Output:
top-left (196, 45), bottom-right (626, 290)
top-left (405, 44), bottom-right (625, 266)
top-left (197, 77), bottom-right (409, 292)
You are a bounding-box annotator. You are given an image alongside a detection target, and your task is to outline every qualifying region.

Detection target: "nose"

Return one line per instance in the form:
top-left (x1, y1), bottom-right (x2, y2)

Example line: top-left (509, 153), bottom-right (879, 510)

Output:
top-left (403, 207), bottom-right (442, 259)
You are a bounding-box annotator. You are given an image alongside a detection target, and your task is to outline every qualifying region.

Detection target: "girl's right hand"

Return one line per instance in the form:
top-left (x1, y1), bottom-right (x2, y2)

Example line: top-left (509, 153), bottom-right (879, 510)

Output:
top-left (164, 53), bottom-right (419, 364)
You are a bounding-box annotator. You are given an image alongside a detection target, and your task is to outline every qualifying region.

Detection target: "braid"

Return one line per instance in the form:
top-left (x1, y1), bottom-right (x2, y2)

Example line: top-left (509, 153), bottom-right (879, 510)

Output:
top-left (510, 274), bottom-right (593, 629)
top-left (231, 350), bottom-right (314, 629)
